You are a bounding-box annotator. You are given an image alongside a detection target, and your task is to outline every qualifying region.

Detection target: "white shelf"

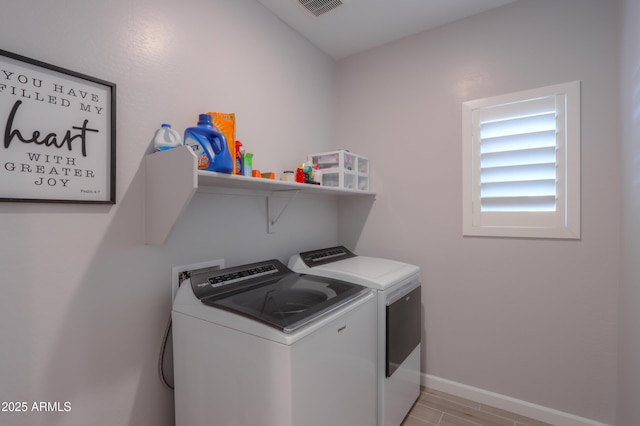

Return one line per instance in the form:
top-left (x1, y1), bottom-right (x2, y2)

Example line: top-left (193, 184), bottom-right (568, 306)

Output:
top-left (197, 169), bottom-right (373, 195)
top-left (144, 146), bottom-right (375, 244)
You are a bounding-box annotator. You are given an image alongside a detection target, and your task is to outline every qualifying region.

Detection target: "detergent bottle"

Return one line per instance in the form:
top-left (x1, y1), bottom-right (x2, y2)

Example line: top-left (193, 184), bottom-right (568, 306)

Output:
top-left (184, 114), bottom-right (234, 173)
top-left (152, 124), bottom-right (181, 152)
top-left (243, 152), bottom-right (253, 177)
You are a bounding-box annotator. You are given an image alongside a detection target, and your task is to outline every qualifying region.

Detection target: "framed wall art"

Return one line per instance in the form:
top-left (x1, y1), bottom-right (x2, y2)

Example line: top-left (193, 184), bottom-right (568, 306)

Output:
top-left (0, 49), bottom-right (116, 204)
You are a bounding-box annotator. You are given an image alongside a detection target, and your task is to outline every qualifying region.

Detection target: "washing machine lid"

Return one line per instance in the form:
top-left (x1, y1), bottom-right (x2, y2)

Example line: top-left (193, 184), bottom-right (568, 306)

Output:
top-left (187, 259), bottom-right (370, 334)
top-left (289, 246), bottom-right (420, 290)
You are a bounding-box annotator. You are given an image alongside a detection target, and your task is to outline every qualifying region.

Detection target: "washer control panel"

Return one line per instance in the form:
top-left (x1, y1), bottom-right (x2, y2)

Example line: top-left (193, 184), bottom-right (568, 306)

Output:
top-left (189, 260), bottom-right (288, 300)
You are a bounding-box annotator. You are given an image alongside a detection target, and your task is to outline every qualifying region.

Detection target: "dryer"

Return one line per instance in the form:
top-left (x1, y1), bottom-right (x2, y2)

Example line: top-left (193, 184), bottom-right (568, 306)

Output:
top-left (289, 246), bottom-right (421, 426)
top-left (172, 259), bottom-right (377, 426)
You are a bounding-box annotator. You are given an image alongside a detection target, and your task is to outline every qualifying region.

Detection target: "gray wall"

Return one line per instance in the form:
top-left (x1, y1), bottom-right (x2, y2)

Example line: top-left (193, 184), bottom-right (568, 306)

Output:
top-left (618, 0), bottom-right (640, 424)
top-left (0, 1), bottom-right (338, 425)
top-left (336, 0), bottom-right (620, 423)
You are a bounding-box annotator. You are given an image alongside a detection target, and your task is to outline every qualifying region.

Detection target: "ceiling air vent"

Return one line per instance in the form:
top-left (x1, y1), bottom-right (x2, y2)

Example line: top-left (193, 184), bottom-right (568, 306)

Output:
top-left (297, 0), bottom-right (345, 17)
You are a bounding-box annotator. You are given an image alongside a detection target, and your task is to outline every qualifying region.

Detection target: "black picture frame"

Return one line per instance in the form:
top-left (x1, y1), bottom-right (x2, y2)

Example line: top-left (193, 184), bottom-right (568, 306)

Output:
top-left (0, 49), bottom-right (116, 204)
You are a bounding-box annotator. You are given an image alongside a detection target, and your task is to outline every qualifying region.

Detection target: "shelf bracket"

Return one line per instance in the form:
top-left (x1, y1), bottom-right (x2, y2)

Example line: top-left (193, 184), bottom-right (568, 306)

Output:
top-left (267, 190), bottom-right (300, 233)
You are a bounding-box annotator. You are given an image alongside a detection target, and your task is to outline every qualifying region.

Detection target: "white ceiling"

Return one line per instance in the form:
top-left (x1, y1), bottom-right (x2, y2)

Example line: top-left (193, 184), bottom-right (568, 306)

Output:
top-left (256, 0), bottom-right (519, 59)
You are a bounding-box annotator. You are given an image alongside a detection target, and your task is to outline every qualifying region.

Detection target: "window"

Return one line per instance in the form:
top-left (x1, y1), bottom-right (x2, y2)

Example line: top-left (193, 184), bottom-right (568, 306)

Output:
top-left (462, 81), bottom-right (581, 239)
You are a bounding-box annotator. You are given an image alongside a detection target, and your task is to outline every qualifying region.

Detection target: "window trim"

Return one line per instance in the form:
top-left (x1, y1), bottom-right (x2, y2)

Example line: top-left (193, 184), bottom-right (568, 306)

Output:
top-left (462, 81), bottom-right (581, 239)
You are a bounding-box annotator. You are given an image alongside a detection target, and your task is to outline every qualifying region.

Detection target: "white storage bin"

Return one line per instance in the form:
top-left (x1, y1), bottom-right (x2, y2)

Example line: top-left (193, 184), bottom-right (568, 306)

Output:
top-left (307, 150), bottom-right (369, 191)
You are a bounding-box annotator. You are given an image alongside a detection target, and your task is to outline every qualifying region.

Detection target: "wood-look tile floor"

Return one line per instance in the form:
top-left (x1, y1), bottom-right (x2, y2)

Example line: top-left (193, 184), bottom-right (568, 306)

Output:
top-left (401, 388), bottom-right (554, 426)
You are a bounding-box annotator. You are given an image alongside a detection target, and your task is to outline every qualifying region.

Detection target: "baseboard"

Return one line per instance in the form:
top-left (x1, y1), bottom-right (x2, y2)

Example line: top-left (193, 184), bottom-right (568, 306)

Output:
top-left (422, 374), bottom-right (611, 426)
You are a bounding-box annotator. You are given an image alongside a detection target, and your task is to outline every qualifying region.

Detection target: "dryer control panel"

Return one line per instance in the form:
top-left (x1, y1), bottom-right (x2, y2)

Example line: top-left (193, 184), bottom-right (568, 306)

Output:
top-left (297, 246), bottom-right (356, 267)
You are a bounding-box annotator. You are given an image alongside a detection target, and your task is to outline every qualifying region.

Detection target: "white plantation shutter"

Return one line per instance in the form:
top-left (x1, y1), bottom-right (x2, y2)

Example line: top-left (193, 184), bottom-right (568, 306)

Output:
top-left (476, 95), bottom-right (560, 213)
top-left (462, 81), bottom-right (580, 239)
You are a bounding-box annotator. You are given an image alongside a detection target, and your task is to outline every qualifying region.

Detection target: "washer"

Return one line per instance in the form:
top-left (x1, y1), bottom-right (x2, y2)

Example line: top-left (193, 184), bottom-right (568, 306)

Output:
top-left (172, 259), bottom-right (377, 426)
top-left (289, 246), bottom-right (421, 426)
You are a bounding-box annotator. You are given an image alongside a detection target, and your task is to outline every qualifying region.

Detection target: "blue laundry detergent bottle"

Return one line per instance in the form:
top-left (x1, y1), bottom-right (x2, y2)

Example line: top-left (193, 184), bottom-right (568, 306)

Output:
top-left (184, 113), bottom-right (234, 173)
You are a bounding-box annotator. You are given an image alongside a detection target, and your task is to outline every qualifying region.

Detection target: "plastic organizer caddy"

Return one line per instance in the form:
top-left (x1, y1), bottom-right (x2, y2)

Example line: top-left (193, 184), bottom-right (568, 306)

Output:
top-left (307, 150), bottom-right (369, 191)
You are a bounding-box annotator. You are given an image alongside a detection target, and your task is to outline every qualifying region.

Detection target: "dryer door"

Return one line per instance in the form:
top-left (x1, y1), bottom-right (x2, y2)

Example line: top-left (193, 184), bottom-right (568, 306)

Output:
top-left (386, 283), bottom-right (421, 377)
